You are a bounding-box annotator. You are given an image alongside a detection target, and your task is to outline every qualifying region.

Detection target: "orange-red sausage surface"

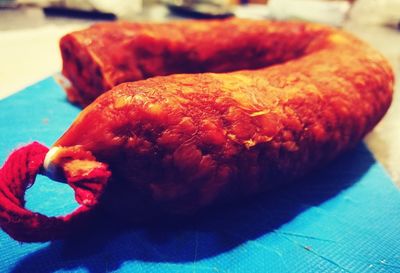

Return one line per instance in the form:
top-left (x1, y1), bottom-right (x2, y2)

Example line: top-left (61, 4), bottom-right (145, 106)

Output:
top-left (54, 19), bottom-right (394, 215)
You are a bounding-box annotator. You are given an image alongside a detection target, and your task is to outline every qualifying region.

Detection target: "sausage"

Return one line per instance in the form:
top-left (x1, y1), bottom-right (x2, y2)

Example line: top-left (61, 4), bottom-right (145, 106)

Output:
top-left (0, 19), bottom-right (394, 242)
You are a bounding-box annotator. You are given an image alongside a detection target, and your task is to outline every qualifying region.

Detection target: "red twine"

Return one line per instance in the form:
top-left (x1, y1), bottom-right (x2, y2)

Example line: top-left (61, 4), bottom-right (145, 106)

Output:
top-left (0, 142), bottom-right (111, 242)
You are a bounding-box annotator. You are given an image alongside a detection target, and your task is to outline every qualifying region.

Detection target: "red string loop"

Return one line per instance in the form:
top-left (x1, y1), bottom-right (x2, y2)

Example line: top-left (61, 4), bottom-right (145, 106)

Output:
top-left (0, 142), bottom-right (111, 242)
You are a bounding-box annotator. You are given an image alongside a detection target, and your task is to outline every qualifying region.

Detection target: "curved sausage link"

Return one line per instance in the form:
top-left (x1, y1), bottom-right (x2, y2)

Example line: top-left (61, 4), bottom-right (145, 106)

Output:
top-left (55, 19), bottom-right (393, 215)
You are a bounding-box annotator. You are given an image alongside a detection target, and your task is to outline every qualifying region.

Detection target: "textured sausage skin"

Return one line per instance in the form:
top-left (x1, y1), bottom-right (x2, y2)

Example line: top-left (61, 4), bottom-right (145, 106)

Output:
top-left (61, 19), bottom-right (320, 106)
top-left (54, 20), bottom-right (394, 217)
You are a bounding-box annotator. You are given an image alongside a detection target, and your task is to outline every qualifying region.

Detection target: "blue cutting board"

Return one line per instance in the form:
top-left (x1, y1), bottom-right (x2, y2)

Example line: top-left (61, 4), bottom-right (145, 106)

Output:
top-left (1, 77), bottom-right (400, 273)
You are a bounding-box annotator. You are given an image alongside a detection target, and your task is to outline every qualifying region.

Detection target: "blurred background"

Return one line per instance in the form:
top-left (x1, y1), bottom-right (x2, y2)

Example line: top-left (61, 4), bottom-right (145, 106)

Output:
top-left (0, 0), bottom-right (399, 185)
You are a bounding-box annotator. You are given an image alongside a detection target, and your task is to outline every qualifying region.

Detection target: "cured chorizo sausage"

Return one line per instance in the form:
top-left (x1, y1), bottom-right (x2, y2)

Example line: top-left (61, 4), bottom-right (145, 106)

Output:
top-left (0, 19), bottom-right (394, 242)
